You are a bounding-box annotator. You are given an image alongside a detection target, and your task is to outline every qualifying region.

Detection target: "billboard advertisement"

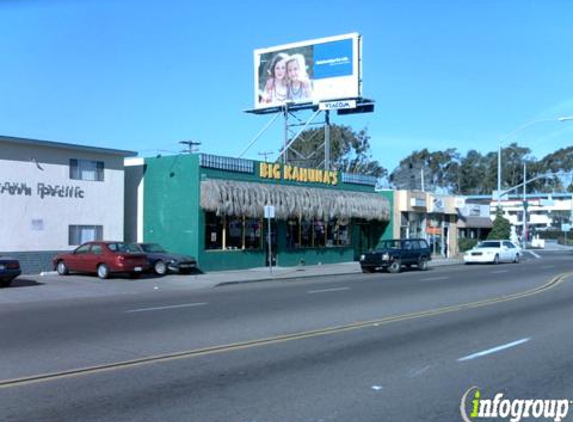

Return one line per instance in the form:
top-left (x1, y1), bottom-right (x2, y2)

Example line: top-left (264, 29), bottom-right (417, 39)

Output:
top-left (253, 33), bottom-right (361, 110)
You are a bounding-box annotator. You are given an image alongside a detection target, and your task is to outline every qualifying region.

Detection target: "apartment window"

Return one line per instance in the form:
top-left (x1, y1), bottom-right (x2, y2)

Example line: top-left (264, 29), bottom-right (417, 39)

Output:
top-left (69, 159), bottom-right (104, 181)
top-left (68, 225), bottom-right (103, 245)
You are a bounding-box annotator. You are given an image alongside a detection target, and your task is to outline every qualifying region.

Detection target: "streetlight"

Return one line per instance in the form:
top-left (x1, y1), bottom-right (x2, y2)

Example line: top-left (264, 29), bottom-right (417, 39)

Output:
top-left (497, 116), bottom-right (573, 209)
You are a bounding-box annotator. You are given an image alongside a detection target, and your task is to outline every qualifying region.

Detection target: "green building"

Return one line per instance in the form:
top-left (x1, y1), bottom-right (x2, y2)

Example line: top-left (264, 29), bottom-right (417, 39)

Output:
top-left (125, 153), bottom-right (393, 272)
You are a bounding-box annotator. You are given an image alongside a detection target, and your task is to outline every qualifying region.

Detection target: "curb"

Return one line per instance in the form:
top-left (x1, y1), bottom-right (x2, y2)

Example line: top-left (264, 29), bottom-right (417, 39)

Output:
top-left (215, 260), bottom-right (464, 287)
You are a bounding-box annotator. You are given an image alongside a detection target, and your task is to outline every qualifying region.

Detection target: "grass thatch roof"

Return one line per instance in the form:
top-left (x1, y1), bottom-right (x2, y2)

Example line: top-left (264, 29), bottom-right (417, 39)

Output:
top-left (201, 179), bottom-right (389, 222)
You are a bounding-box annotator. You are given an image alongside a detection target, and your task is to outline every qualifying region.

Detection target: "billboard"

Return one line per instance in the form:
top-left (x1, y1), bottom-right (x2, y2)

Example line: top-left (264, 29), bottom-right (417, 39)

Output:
top-left (253, 33), bottom-right (361, 110)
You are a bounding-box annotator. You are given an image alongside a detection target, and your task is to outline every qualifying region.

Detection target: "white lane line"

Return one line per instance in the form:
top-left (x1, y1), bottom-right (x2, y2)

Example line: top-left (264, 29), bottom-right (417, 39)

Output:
top-left (421, 276), bottom-right (449, 281)
top-left (125, 302), bottom-right (208, 313)
top-left (541, 265), bottom-right (555, 269)
top-left (307, 287), bottom-right (350, 294)
top-left (527, 250), bottom-right (541, 258)
top-left (458, 338), bottom-right (531, 362)
top-left (490, 270), bottom-right (510, 274)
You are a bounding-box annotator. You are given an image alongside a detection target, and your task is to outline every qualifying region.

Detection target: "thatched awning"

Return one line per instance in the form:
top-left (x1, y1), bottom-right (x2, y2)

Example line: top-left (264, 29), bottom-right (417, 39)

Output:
top-left (201, 179), bottom-right (389, 222)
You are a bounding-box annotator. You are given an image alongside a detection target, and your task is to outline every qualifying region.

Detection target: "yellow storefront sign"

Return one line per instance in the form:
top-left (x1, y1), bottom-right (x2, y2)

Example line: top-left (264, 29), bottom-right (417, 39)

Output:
top-left (259, 163), bottom-right (338, 186)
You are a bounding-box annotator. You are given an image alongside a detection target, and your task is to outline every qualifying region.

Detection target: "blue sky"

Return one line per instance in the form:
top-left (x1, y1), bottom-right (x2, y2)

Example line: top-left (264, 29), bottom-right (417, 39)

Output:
top-left (1, 0), bottom-right (572, 172)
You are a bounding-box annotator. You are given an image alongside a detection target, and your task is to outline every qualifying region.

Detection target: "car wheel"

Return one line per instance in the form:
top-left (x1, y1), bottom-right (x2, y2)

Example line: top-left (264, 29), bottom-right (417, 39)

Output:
top-left (0, 279), bottom-right (12, 288)
top-left (388, 260), bottom-right (401, 274)
top-left (56, 260), bottom-right (69, 276)
top-left (513, 254), bottom-right (520, 263)
top-left (154, 260), bottom-right (167, 276)
top-left (418, 258), bottom-right (428, 271)
top-left (493, 254), bottom-right (500, 265)
top-left (97, 264), bottom-right (110, 279)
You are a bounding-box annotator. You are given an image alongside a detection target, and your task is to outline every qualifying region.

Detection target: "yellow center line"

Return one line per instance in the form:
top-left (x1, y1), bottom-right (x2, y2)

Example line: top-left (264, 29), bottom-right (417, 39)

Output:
top-left (1, 272), bottom-right (570, 390)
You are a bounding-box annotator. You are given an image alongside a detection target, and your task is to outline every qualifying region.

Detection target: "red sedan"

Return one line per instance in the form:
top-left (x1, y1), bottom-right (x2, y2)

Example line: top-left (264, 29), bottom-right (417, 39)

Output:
top-left (53, 241), bottom-right (149, 279)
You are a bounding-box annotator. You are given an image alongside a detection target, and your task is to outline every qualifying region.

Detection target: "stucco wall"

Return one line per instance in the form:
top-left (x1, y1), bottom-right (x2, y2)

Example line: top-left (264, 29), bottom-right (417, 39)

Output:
top-left (0, 141), bottom-right (126, 252)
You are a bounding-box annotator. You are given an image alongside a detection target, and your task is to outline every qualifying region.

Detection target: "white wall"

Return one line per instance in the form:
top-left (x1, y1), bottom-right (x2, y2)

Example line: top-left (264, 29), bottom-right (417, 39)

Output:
top-left (0, 141), bottom-right (126, 251)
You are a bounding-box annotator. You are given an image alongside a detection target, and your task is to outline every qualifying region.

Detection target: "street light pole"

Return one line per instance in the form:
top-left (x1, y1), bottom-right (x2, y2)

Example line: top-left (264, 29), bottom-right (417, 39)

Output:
top-left (497, 116), bottom-right (573, 213)
top-left (522, 162), bottom-right (527, 250)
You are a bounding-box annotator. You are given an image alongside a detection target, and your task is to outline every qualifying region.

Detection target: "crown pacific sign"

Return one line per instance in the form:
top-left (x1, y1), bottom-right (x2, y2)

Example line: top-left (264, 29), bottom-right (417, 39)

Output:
top-left (259, 163), bottom-right (339, 186)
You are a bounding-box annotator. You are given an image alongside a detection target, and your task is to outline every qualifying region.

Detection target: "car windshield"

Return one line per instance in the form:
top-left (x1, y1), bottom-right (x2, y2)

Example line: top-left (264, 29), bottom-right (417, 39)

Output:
top-left (108, 242), bottom-right (140, 253)
top-left (139, 243), bottom-right (167, 253)
top-left (477, 241), bottom-right (501, 248)
top-left (378, 240), bottom-right (401, 250)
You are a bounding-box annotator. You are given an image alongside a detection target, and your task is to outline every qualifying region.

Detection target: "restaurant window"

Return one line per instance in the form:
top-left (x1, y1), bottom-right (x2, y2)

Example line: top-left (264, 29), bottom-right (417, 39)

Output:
top-left (245, 218), bottom-right (262, 250)
top-left (326, 218), bottom-right (351, 247)
top-left (286, 218), bottom-right (300, 248)
top-left (69, 159), bottom-right (104, 181)
top-left (205, 212), bottom-right (223, 250)
top-left (226, 217), bottom-right (244, 250)
top-left (300, 219), bottom-right (313, 248)
top-left (313, 219), bottom-right (326, 247)
top-left (205, 212), bottom-right (262, 251)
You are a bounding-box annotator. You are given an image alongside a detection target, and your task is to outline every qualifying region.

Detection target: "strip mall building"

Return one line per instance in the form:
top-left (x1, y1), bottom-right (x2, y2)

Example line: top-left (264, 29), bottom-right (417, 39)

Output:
top-left (126, 154), bottom-right (393, 272)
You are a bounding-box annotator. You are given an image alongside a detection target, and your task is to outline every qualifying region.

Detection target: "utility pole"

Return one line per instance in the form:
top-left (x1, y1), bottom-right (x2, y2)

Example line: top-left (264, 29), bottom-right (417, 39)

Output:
top-left (258, 151), bottom-right (274, 162)
top-left (179, 140), bottom-right (201, 153)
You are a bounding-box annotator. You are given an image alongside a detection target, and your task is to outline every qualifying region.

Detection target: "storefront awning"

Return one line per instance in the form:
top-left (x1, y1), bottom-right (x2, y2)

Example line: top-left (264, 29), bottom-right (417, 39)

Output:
top-left (201, 179), bottom-right (389, 222)
top-left (457, 216), bottom-right (493, 229)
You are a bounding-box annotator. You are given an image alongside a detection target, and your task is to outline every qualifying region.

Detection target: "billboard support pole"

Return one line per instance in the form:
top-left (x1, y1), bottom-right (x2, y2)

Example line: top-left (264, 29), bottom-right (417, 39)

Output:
top-left (276, 109), bottom-right (322, 163)
top-left (324, 110), bottom-right (331, 170)
top-left (283, 104), bottom-right (289, 164)
top-left (238, 113), bottom-right (281, 158)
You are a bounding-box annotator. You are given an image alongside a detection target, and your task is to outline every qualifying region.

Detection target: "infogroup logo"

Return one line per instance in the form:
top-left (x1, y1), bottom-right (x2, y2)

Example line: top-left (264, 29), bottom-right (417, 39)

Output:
top-left (460, 387), bottom-right (572, 422)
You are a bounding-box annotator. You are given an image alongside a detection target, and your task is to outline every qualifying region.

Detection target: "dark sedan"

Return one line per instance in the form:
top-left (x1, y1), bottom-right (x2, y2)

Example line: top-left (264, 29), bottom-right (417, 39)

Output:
top-left (53, 241), bottom-right (149, 279)
top-left (131, 243), bottom-right (197, 275)
top-left (0, 256), bottom-right (21, 287)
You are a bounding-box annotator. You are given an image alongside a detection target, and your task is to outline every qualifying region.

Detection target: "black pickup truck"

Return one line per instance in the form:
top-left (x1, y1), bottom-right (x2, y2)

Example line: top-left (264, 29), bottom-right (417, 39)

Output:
top-left (359, 238), bottom-right (431, 273)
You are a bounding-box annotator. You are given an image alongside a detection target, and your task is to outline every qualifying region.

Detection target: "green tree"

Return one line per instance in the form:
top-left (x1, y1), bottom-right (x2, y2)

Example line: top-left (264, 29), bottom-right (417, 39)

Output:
top-left (487, 209), bottom-right (511, 240)
top-left (286, 124), bottom-right (387, 178)
top-left (390, 148), bottom-right (460, 192)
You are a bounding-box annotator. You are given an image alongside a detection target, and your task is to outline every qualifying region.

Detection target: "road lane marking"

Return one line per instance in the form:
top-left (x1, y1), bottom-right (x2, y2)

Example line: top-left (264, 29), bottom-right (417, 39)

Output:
top-left (490, 270), bottom-right (510, 274)
top-left (527, 251), bottom-right (541, 258)
top-left (458, 338), bottom-right (531, 362)
top-left (541, 265), bottom-right (555, 269)
top-left (307, 287), bottom-right (350, 294)
top-left (421, 276), bottom-right (449, 281)
top-left (1, 272), bottom-right (570, 390)
top-left (125, 302), bottom-right (207, 313)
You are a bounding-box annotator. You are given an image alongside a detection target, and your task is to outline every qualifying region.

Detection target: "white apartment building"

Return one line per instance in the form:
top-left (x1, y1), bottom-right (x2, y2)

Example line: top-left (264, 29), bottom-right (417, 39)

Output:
top-left (0, 135), bottom-right (136, 272)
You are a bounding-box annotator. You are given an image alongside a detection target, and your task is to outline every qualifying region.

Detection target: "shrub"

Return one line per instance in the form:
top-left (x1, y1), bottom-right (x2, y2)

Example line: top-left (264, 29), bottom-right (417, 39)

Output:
top-left (487, 209), bottom-right (511, 240)
top-left (458, 238), bottom-right (478, 252)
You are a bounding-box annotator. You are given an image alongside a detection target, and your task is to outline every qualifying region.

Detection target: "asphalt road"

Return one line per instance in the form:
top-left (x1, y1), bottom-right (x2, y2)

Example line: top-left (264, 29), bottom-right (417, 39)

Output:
top-left (1, 252), bottom-right (572, 421)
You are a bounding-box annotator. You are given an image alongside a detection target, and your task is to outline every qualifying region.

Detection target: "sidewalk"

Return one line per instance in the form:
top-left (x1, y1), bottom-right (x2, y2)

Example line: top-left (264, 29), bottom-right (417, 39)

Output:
top-left (198, 256), bottom-right (464, 286)
top-left (1, 258), bottom-right (464, 304)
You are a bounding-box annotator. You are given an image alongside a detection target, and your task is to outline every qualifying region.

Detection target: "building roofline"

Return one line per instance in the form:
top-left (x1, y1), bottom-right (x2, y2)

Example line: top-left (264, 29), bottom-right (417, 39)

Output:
top-left (0, 135), bottom-right (138, 157)
top-left (465, 193), bottom-right (572, 200)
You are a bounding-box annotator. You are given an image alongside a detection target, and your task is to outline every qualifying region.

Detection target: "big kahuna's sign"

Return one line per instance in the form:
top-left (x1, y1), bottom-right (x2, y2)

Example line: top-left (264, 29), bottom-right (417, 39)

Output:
top-left (259, 163), bottom-right (339, 186)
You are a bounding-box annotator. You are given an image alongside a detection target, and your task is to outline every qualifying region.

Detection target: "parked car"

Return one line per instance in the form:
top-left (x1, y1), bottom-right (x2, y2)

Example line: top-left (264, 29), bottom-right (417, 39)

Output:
top-left (131, 243), bottom-right (197, 275)
top-left (463, 240), bottom-right (521, 264)
top-left (359, 238), bottom-right (431, 273)
top-left (53, 241), bottom-right (149, 279)
top-left (0, 256), bottom-right (21, 287)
